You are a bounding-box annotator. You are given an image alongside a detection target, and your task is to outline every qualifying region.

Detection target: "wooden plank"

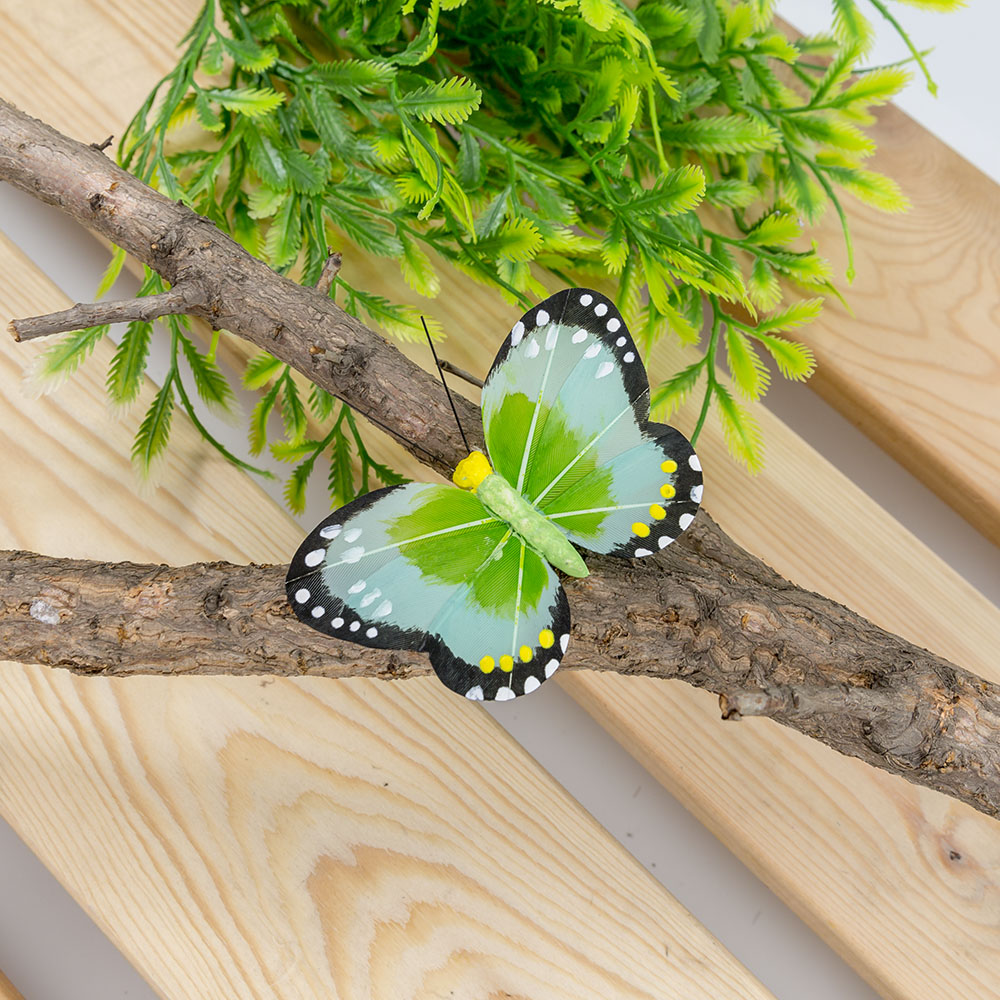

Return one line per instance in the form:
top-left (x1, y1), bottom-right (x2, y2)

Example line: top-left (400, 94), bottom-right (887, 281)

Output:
top-left (0, 239), bottom-right (775, 998)
top-left (0, 970), bottom-right (24, 1000)
top-left (2, 3), bottom-right (998, 999)
top-left (561, 415), bottom-right (1000, 1000)
top-left (794, 101), bottom-right (1000, 546)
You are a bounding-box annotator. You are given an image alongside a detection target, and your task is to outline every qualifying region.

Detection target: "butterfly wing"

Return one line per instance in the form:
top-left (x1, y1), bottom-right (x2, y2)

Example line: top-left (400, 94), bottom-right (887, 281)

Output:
top-left (286, 483), bottom-right (569, 701)
top-left (481, 288), bottom-right (702, 557)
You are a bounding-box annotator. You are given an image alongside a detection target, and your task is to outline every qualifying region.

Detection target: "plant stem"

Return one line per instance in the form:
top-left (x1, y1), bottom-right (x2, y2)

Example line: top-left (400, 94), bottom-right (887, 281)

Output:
top-left (689, 303), bottom-right (721, 447)
top-left (866, 0), bottom-right (938, 95)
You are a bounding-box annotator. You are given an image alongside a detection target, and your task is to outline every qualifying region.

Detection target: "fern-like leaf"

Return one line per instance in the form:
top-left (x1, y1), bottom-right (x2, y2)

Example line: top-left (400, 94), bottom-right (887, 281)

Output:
top-left (107, 321), bottom-right (152, 407)
top-left (657, 116), bottom-right (780, 153)
top-left (752, 333), bottom-right (817, 381)
top-left (725, 326), bottom-right (770, 400)
top-left (131, 373), bottom-right (175, 474)
top-left (624, 164), bottom-right (706, 217)
top-left (397, 77), bottom-right (482, 125)
top-left (715, 383), bottom-right (764, 472)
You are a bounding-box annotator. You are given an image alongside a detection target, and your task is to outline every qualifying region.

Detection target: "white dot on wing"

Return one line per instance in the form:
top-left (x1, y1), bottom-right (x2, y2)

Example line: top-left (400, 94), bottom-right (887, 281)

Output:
top-left (689, 453), bottom-right (702, 471)
top-left (342, 546), bottom-right (365, 563)
top-left (595, 361), bottom-right (614, 379)
top-left (595, 302), bottom-right (608, 317)
top-left (311, 606), bottom-right (325, 618)
top-left (536, 309), bottom-right (550, 326)
top-left (523, 676), bottom-right (541, 694)
top-left (572, 329), bottom-right (588, 344)
top-left (545, 659), bottom-right (560, 678)
top-left (366, 627), bottom-right (378, 638)
top-left (545, 327), bottom-right (558, 350)
top-left (319, 524), bottom-right (341, 539)
top-left (658, 536), bottom-right (674, 550)
top-left (495, 687), bottom-right (516, 701)
top-left (348, 579), bottom-right (366, 594)
top-left (679, 513), bottom-right (694, 531)
top-left (294, 588), bottom-right (310, 603)
top-left (615, 336), bottom-right (626, 347)
top-left (690, 484), bottom-right (703, 503)
top-left (343, 527), bottom-right (363, 543)
top-left (303, 548), bottom-right (325, 567)
top-left (374, 599), bottom-right (393, 617)
top-left (511, 321), bottom-right (525, 346)
top-left (580, 293), bottom-right (593, 306)
top-left (349, 620), bottom-right (361, 632)
top-left (465, 685), bottom-right (484, 701)
top-left (525, 339), bottom-right (539, 358)
top-left (583, 343), bottom-right (601, 360)
top-left (607, 318), bottom-right (621, 332)
top-left (559, 634), bottom-right (569, 654)
top-left (635, 548), bottom-right (653, 557)
top-left (332, 617), bottom-right (344, 628)
top-left (623, 351), bottom-right (635, 363)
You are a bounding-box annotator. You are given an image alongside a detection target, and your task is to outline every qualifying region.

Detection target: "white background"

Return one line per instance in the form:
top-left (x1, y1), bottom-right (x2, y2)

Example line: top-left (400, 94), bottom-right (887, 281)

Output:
top-left (1, 2), bottom-right (998, 998)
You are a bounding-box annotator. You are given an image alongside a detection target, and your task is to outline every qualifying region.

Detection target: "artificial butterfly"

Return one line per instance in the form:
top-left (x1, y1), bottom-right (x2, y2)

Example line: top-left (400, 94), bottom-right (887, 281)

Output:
top-left (286, 288), bottom-right (703, 701)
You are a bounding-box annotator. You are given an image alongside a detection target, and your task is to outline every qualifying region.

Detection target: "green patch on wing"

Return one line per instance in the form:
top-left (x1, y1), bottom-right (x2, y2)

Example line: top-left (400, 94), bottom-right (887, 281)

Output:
top-left (386, 481), bottom-right (550, 615)
top-left (387, 488), bottom-right (503, 587)
top-left (487, 392), bottom-right (612, 513)
top-left (468, 535), bottom-right (547, 613)
top-left (537, 465), bottom-right (616, 539)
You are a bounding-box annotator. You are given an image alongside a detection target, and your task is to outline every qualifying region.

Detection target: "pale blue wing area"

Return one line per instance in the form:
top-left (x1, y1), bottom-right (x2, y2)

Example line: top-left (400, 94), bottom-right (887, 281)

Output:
top-left (423, 535), bottom-right (570, 701)
top-left (481, 288), bottom-right (702, 559)
top-left (481, 288), bottom-right (651, 509)
top-left (286, 483), bottom-right (570, 701)
top-left (542, 423), bottom-right (703, 558)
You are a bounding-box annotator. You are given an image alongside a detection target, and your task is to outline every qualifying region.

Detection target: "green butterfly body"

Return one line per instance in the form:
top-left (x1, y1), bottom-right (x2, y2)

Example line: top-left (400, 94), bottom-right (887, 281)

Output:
top-left (287, 289), bottom-right (702, 701)
top-left (471, 465), bottom-right (588, 578)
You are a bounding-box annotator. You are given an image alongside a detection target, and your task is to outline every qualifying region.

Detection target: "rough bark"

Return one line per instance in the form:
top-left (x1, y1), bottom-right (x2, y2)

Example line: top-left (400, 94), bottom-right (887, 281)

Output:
top-left (1, 99), bottom-right (999, 819)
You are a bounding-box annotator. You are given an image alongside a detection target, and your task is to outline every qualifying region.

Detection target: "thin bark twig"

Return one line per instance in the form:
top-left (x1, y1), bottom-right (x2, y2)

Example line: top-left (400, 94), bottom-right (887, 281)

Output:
top-left (8, 285), bottom-right (204, 342)
top-left (315, 249), bottom-right (342, 297)
top-left (439, 358), bottom-right (485, 389)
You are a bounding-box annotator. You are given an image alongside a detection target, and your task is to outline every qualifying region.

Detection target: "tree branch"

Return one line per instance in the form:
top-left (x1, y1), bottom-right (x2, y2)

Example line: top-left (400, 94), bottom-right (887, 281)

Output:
top-left (1, 99), bottom-right (998, 819)
top-left (8, 285), bottom-right (204, 341)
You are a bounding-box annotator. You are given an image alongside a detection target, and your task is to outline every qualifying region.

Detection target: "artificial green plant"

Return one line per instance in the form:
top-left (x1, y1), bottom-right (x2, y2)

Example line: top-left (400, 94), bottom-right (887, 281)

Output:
top-left (33, 0), bottom-right (962, 510)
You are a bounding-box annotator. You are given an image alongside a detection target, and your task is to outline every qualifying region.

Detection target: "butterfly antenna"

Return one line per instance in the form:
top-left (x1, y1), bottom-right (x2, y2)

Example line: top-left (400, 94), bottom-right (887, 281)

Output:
top-left (422, 316), bottom-right (471, 455)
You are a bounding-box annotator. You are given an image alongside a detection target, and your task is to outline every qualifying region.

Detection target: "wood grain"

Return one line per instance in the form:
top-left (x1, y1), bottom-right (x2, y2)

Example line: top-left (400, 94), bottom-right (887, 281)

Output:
top-left (796, 102), bottom-right (1000, 546)
top-left (0, 2), bottom-right (998, 999)
top-left (0, 236), bottom-right (774, 999)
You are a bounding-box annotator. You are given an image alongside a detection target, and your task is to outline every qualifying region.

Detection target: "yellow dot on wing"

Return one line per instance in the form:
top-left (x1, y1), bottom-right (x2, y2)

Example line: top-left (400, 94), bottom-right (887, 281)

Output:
top-left (479, 656), bottom-right (495, 673)
top-left (649, 504), bottom-right (666, 520)
top-left (539, 629), bottom-right (555, 648)
top-left (660, 483), bottom-right (676, 499)
top-left (632, 521), bottom-right (651, 537)
top-left (500, 654), bottom-right (514, 672)
top-left (519, 645), bottom-right (533, 662)
top-left (661, 459), bottom-right (677, 473)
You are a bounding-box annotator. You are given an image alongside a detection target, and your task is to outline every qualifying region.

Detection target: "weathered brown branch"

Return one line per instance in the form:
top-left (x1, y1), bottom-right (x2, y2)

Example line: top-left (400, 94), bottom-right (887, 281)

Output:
top-left (8, 285), bottom-right (203, 341)
top-left (1, 98), bottom-right (999, 819)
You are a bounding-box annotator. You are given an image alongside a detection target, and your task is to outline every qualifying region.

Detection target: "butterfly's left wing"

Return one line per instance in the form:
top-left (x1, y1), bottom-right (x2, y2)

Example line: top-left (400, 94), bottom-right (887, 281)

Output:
top-left (286, 483), bottom-right (569, 701)
top-left (481, 288), bottom-right (703, 558)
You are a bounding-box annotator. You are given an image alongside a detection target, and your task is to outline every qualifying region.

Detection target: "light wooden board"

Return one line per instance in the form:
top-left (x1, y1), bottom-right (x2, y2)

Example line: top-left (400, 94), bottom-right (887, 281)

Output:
top-left (1, 3), bottom-right (998, 999)
top-left (795, 101), bottom-right (1000, 547)
top-left (0, 970), bottom-right (23, 1000)
top-left (0, 237), bottom-right (774, 999)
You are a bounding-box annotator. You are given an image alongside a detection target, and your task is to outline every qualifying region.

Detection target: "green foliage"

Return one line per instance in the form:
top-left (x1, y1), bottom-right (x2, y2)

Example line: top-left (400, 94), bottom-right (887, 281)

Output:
top-left (44, 0), bottom-right (955, 504)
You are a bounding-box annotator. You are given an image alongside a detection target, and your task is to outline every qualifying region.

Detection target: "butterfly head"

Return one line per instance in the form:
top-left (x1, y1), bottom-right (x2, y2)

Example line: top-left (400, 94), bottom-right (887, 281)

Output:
top-left (452, 450), bottom-right (493, 493)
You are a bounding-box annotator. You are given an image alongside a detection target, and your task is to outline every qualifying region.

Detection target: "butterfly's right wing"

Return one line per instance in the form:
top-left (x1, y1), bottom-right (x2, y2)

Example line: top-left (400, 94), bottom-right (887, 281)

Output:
top-left (480, 288), bottom-right (702, 558)
top-left (286, 483), bottom-right (569, 701)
